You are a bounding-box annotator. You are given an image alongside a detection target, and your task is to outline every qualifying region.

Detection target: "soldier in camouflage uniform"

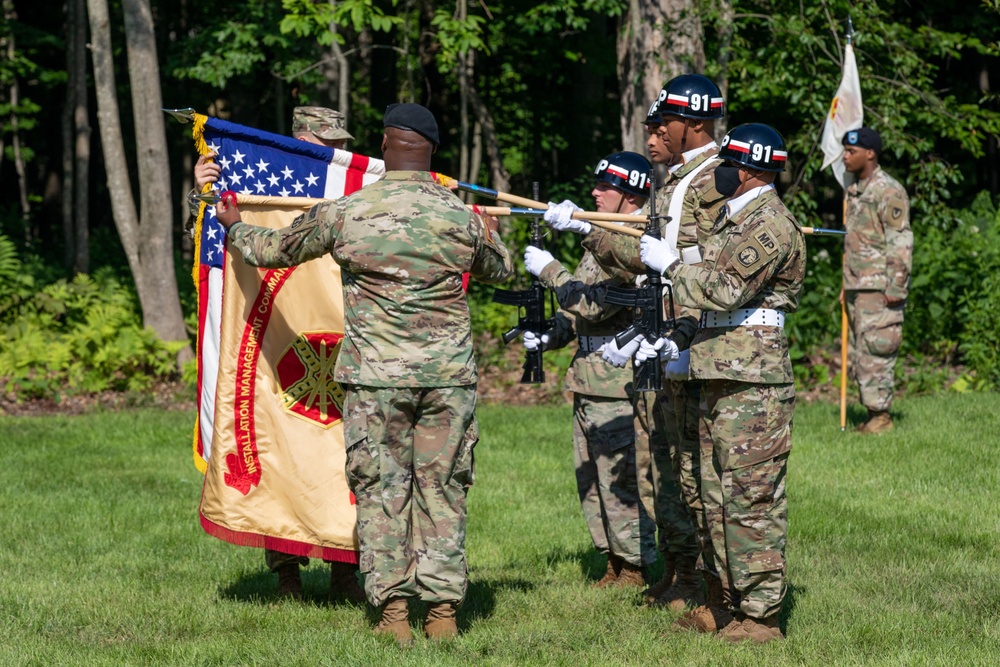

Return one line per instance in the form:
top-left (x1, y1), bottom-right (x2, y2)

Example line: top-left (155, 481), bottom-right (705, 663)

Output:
top-left (214, 103), bottom-right (514, 645)
top-left (191, 106), bottom-right (363, 603)
top-left (841, 128), bottom-right (913, 434)
top-left (640, 123), bottom-right (805, 644)
top-left (522, 152), bottom-right (658, 589)
top-left (545, 75), bottom-right (728, 611)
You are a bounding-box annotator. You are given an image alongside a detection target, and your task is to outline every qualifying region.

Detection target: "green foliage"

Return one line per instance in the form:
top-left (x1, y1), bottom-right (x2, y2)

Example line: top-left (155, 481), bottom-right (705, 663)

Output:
top-left (0, 257), bottom-right (185, 400)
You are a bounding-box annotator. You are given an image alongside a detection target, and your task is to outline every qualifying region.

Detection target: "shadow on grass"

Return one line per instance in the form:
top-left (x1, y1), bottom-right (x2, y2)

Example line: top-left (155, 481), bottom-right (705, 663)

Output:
top-left (217, 565), bottom-right (367, 610)
top-left (778, 580), bottom-right (804, 635)
top-left (541, 546), bottom-right (667, 586)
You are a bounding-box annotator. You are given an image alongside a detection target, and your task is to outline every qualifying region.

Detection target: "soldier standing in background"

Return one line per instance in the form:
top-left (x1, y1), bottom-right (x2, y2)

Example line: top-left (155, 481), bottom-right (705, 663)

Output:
top-left (214, 103), bottom-right (514, 645)
top-left (640, 123), bottom-right (805, 643)
top-left (522, 152), bottom-right (658, 589)
top-left (190, 105), bottom-right (363, 603)
top-left (841, 128), bottom-right (913, 434)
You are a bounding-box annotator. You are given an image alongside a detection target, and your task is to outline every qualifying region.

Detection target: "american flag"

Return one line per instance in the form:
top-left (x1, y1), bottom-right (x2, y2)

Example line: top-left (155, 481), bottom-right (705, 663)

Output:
top-left (193, 115), bottom-right (385, 469)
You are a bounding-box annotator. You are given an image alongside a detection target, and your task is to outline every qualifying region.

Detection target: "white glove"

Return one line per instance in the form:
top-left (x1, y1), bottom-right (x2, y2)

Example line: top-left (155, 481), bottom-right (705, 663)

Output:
top-left (544, 200), bottom-right (591, 234)
top-left (600, 335), bottom-right (643, 368)
top-left (524, 246), bottom-right (556, 277)
top-left (666, 348), bottom-right (691, 380)
top-left (634, 337), bottom-right (680, 367)
top-left (640, 234), bottom-right (679, 275)
top-left (523, 331), bottom-right (549, 352)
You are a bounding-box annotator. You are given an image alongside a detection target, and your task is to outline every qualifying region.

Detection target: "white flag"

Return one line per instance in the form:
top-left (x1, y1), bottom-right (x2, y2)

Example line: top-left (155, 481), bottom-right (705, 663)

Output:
top-left (820, 43), bottom-right (863, 188)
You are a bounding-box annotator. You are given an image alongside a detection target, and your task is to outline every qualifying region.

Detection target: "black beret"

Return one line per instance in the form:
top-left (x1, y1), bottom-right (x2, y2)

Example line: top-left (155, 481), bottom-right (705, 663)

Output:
top-left (842, 127), bottom-right (882, 155)
top-left (383, 103), bottom-right (440, 146)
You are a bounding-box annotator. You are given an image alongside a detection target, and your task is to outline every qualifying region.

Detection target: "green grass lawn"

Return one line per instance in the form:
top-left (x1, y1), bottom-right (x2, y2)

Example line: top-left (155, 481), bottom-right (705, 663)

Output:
top-left (2, 393), bottom-right (999, 666)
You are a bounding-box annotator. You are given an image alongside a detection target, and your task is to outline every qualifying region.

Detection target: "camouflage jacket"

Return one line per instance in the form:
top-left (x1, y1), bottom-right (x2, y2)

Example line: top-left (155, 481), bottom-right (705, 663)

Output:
top-left (844, 167), bottom-right (913, 302)
top-left (227, 170), bottom-right (514, 387)
top-left (537, 251), bottom-right (634, 399)
top-left (581, 149), bottom-right (728, 351)
top-left (668, 188), bottom-right (806, 384)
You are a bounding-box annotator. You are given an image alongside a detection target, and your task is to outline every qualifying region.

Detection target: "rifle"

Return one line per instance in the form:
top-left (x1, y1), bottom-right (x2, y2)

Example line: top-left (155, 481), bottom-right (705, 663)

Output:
top-left (491, 182), bottom-right (554, 384)
top-left (603, 169), bottom-right (674, 392)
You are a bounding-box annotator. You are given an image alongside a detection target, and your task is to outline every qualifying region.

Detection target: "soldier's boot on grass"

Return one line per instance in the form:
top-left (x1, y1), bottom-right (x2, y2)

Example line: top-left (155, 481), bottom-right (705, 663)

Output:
top-left (857, 410), bottom-right (893, 434)
top-left (424, 602), bottom-right (459, 640)
top-left (672, 572), bottom-right (733, 633)
top-left (374, 598), bottom-right (413, 646)
top-left (329, 561), bottom-right (367, 604)
top-left (654, 556), bottom-right (703, 611)
top-left (717, 614), bottom-right (784, 644)
top-left (642, 554), bottom-right (675, 604)
top-left (613, 561), bottom-right (646, 588)
top-left (275, 563), bottom-right (302, 600)
top-left (593, 554), bottom-right (624, 588)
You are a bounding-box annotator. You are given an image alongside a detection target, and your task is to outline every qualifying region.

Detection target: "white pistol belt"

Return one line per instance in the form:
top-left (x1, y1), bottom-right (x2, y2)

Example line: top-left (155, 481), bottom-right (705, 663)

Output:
top-left (700, 308), bottom-right (785, 329)
top-left (578, 335), bottom-right (615, 353)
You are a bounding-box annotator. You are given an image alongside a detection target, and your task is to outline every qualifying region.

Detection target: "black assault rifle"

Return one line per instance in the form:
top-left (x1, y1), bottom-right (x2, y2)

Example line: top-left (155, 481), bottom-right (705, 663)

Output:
top-left (603, 169), bottom-right (675, 392)
top-left (492, 182), bottom-right (554, 383)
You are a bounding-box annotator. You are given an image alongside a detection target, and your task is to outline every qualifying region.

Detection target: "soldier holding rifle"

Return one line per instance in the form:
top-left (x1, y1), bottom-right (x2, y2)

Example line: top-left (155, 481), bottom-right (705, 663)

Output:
top-left (522, 152), bottom-right (659, 588)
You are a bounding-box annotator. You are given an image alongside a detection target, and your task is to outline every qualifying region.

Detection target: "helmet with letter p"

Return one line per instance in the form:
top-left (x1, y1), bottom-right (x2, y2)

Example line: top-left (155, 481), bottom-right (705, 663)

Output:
top-left (719, 123), bottom-right (788, 172)
top-left (594, 151), bottom-right (653, 198)
top-left (655, 74), bottom-right (725, 120)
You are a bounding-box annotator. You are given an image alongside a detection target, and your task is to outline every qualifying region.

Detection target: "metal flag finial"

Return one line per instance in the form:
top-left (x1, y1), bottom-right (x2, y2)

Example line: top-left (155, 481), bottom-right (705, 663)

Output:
top-left (846, 15), bottom-right (855, 45)
top-left (162, 108), bottom-right (196, 123)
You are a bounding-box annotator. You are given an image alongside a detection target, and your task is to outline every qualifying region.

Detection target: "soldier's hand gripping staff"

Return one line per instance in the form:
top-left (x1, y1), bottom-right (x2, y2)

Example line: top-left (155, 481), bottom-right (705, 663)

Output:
top-left (492, 183), bottom-right (555, 383)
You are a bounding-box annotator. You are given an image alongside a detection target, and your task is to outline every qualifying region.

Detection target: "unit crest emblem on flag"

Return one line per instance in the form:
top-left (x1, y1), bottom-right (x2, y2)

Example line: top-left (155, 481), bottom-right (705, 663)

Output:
top-left (276, 332), bottom-right (346, 427)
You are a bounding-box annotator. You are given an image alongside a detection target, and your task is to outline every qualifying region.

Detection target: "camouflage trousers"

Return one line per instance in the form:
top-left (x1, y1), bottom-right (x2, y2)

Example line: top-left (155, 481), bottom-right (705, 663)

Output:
top-left (573, 394), bottom-right (657, 567)
top-left (633, 390), bottom-right (699, 559)
top-left (700, 380), bottom-right (794, 620)
top-left (343, 384), bottom-right (478, 607)
top-left (846, 290), bottom-right (904, 412)
top-left (659, 379), bottom-right (714, 572)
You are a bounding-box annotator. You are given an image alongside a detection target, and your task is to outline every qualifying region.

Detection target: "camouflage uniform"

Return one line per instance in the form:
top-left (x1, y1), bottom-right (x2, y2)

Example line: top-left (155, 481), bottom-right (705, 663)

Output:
top-left (537, 251), bottom-right (657, 568)
top-left (665, 187), bottom-right (806, 621)
top-left (582, 149), bottom-right (726, 567)
top-left (228, 171), bottom-right (514, 606)
top-left (844, 167), bottom-right (912, 412)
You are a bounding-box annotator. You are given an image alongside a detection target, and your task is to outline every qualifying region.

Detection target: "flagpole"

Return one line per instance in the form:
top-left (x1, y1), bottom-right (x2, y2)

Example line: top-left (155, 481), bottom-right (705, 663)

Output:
top-left (839, 17), bottom-right (854, 432)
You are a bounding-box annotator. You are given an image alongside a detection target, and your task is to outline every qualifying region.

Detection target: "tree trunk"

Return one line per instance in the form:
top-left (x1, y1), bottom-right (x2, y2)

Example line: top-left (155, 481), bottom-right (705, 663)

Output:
top-left (3, 0), bottom-right (31, 238)
top-left (72, 0), bottom-right (90, 273)
top-left (713, 0), bottom-right (733, 142)
top-left (617, 0), bottom-right (705, 153)
top-left (468, 86), bottom-right (509, 193)
top-left (87, 0), bottom-right (192, 366)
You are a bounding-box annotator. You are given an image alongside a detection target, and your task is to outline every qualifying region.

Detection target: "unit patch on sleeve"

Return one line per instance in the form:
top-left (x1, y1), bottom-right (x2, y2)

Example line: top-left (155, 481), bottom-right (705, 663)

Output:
top-left (753, 229), bottom-right (778, 256)
top-left (732, 236), bottom-right (774, 279)
top-left (885, 195), bottom-right (908, 230)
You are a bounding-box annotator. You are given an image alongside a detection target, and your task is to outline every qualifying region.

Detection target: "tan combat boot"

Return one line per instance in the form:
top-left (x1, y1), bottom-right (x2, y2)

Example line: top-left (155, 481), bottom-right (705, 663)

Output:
top-left (593, 554), bottom-right (623, 588)
top-left (329, 561), bottom-right (367, 605)
top-left (653, 556), bottom-right (703, 611)
top-left (642, 554), bottom-right (675, 604)
top-left (717, 614), bottom-right (784, 644)
top-left (857, 410), bottom-right (893, 434)
top-left (424, 602), bottom-right (459, 640)
top-left (613, 561), bottom-right (647, 588)
top-left (672, 572), bottom-right (733, 633)
top-left (374, 598), bottom-right (412, 646)
top-left (275, 563), bottom-right (302, 600)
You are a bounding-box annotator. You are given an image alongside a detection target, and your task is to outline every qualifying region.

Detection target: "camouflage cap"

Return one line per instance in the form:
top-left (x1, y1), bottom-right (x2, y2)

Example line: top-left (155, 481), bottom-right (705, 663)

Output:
top-left (292, 106), bottom-right (354, 142)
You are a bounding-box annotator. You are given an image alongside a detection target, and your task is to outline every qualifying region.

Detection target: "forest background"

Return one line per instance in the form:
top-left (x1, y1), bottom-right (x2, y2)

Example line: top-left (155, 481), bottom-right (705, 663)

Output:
top-left (1, 0), bottom-right (999, 407)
